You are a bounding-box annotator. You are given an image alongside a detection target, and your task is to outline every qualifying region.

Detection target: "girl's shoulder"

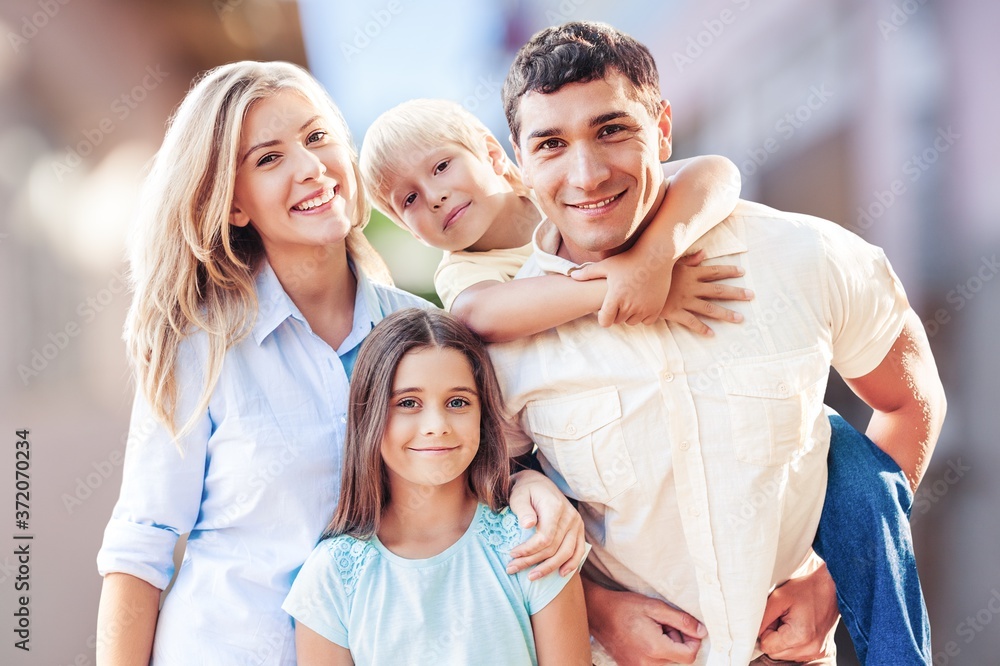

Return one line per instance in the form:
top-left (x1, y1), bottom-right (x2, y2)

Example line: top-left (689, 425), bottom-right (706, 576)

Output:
top-left (473, 505), bottom-right (530, 556)
top-left (311, 533), bottom-right (379, 596)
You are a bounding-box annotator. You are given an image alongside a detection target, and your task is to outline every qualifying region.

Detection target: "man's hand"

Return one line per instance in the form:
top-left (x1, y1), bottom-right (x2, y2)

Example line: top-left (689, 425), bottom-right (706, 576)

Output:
top-left (586, 578), bottom-right (706, 666)
top-left (758, 563), bottom-right (839, 661)
top-left (507, 470), bottom-right (587, 579)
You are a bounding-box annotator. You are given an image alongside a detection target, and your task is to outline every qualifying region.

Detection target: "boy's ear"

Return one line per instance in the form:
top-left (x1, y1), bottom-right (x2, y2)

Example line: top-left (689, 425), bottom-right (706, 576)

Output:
top-left (510, 135), bottom-right (531, 188)
top-left (657, 100), bottom-right (673, 162)
top-left (483, 134), bottom-right (507, 176)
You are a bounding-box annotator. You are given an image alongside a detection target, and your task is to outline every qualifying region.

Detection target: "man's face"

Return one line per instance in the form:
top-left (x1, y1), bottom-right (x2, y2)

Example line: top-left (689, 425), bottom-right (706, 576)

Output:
top-left (513, 71), bottom-right (672, 264)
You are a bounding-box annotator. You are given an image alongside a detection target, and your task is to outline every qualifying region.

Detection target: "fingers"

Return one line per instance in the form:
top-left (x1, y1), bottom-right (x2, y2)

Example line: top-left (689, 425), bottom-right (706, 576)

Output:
top-left (701, 282), bottom-right (754, 302)
top-left (670, 310), bottom-right (714, 336)
top-left (507, 485), bottom-right (538, 529)
top-left (693, 263), bottom-right (744, 283)
top-left (758, 588), bottom-right (788, 636)
top-left (678, 249), bottom-right (706, 267)
top-left (558, 516), bottom-right (587, 577)
top-left (645, 601), bottom-right (707, 641)
top-left (685, 298), bottom-right (744, 323)
top-left (569, 263), bottom-right (607, 281)
top-left (506, 527), bottom-right (556, 575)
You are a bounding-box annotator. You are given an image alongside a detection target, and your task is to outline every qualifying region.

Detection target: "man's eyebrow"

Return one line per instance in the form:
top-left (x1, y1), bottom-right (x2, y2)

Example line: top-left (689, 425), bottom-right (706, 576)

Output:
top-left (241, 115), bottom-right (322, 165)
top-left (525, 111), bottom-right (634, 141)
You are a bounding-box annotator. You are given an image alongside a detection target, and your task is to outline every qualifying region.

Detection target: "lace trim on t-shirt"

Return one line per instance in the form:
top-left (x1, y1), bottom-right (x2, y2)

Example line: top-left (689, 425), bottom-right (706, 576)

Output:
top-left (330, 537), bottom-right (377, 597)
top-left (475, 507), bottom-right (521, 554)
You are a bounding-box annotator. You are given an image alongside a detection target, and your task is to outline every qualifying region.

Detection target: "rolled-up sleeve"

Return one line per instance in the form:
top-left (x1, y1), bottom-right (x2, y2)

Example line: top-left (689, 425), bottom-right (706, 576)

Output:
top-left (97, 339), bottom-right (211, 590)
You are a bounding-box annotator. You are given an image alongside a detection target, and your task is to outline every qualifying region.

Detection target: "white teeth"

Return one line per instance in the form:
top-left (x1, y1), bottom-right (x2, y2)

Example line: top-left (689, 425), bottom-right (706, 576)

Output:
top-left (575, 194), bottom-right (619, 209)
top-left (293, 187), bottom-right (335, 211)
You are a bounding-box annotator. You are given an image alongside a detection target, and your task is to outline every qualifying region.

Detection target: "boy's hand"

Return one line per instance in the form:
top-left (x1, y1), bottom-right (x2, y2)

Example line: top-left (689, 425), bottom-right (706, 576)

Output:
top-left (570, 251), bottom-right (673, 327)
top-left (661, 251), bottom-right (752, 336)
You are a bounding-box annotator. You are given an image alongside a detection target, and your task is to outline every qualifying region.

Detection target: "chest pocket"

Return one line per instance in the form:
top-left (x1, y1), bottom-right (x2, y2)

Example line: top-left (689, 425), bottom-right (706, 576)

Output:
top-left (722, 347), bottom-right (827, 467)
top-left (525, 386), bottom-right (636, 504)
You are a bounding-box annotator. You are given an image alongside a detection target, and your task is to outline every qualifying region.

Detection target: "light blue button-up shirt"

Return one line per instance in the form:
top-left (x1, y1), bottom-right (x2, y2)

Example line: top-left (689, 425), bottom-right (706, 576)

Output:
top-left (97, 262), bottom-right (430, 665)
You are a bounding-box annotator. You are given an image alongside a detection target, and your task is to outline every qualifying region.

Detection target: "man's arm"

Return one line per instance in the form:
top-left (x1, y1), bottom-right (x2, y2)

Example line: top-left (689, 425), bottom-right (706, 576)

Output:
top-left (583, 573), bottom-right (706, 665)
top-left (843, 309), bottom-right (947, 491)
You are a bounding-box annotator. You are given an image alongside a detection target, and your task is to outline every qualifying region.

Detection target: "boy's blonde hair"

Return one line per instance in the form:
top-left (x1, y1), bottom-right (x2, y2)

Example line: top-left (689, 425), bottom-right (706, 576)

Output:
top-left (359, 99), bottom-right (527, 228)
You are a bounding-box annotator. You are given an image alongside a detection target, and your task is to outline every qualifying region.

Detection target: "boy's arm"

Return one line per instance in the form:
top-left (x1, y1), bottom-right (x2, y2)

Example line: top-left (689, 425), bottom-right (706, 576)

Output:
top-left (572, 155), bottom-right (742, 326)
top-left (451, 276), bottom-right (606, 343)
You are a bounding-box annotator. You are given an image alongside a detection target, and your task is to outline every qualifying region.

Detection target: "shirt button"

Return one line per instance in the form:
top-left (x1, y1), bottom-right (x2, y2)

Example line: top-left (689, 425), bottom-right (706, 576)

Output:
top-left (679, 441), bottom-right (690, 451)
top-left (777, 382), bottom-right (789, 395)
top-left (689, 507), bottom-right (700, 517)
top-left (663, 372), bottom-right (674, 382)
top-left (566, 424), bottom-right (577, 436)
top-left (702, 572), bottom-right (715, 585)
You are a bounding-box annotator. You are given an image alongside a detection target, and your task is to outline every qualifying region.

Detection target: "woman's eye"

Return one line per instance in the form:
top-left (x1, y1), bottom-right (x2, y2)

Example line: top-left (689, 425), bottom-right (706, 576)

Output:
top-left (403, 193), bottom-right (417, 208)
top-left (434, 160), bottom-right (450, 174)
top-left (256, 153), bottom-right (279, 167)
top-left (307, 130), bottom-right (327, 144)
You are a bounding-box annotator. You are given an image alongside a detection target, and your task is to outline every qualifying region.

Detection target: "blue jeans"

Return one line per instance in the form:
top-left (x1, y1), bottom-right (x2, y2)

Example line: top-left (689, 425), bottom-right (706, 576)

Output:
top-left (813, 415), bottom-right (931, 665)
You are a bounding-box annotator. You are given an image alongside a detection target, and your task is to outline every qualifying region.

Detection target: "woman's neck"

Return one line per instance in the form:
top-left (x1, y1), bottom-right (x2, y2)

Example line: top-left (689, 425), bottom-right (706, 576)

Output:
top-left (266, 243), bottom-right (357, 350)
top-left (378, 480), bottom-right (479, 559)
top-left (467, 192), bottom-right (541, 252)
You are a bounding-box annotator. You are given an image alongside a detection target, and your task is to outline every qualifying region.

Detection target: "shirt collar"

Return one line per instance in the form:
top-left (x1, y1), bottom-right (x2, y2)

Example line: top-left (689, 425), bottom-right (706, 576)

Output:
top-left (251, 258), bottom-right (385, 348)
top-left (531, 213), bottom-right (748, 276)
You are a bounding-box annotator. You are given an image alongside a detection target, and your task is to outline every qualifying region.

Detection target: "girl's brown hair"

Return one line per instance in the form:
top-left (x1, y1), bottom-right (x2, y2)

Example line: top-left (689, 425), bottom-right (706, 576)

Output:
top-left (327, 308), bottom-right (511, 539)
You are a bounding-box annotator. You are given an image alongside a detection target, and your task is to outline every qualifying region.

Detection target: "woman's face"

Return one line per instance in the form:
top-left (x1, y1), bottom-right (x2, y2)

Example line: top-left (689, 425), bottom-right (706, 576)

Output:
top-left (231, 89), bottom-right (358, 263)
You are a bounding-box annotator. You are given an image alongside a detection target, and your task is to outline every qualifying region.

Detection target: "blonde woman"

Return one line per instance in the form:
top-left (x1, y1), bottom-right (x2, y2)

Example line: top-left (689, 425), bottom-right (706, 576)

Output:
top-left (95, 61), bottom-right (585, 666)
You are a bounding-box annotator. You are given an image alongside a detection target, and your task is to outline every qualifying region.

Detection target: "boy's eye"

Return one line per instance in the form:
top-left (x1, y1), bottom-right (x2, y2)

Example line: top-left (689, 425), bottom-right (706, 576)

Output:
top-left (402, 193), bottom-right (417, 208)
top-left (536, 138), bottom-right (564, 151)
top-left (434, 160), bottom-right (450, 174)
top-left (599, 124), bottom-right (631, 138)
top-left (307, 130), bottom-right (328, 144)
top-left (448, 397), bottom-right (470, 409)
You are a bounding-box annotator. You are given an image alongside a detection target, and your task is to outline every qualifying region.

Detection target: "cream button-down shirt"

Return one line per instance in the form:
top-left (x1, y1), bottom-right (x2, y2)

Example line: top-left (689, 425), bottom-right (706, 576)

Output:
top-left (488, 200), bottom-right (910, 665)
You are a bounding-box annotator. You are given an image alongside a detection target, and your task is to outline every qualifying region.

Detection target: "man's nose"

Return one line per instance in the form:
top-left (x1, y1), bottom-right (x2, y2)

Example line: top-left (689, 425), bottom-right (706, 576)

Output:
top-left (567, 144), bottom-right (610, 191)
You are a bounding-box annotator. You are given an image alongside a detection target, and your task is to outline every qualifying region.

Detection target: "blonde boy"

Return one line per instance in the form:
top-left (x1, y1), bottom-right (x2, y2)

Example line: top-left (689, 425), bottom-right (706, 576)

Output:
top-left (360, 99), bottom-right (749, 342)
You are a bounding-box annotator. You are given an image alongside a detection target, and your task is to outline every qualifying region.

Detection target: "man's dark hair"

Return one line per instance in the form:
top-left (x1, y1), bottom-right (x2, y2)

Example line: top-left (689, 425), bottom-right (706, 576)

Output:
top-left (502, 21), bottom-right (662, 145)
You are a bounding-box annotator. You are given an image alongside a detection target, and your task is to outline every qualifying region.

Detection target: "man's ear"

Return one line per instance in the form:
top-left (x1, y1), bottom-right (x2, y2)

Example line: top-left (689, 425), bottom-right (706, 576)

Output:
top-left (657, 100), bottom-right (673, 162)
top-left (230, 204), bottom-right (250, 228)
top-left (510, 134), bottom-right (532, 188)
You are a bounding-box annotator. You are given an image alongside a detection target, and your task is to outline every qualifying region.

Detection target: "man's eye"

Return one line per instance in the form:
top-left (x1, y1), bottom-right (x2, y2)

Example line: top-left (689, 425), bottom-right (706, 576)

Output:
top-left (403, 193), bottom-right (417, 208)
top-left (537, 139), bottom-right (563, 151)
top-left (600, 125), bottom-right (626, 137)
top-left (434, 160), bottom-right (450, 174)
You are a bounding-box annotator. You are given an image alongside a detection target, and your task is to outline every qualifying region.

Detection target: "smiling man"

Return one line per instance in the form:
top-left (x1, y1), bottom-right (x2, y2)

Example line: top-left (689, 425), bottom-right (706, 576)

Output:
top-left (487, 21), bottom-right (946, 666)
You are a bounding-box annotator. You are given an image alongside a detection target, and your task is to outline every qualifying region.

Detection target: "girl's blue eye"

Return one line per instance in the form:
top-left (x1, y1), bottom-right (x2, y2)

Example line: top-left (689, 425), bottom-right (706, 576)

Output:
top-left (397, 398), bottom-right (418, 409)
top-left (448, 398), bottom-right (470, 408)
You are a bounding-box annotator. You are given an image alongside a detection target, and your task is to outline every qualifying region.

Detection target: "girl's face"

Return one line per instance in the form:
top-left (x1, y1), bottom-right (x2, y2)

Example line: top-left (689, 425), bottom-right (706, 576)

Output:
top-left (381, 345), bottom-right (481, 494)
top-left (230, 89), bottom-right (358, 262)
top-left (387, 139), bottom-right (512, 252)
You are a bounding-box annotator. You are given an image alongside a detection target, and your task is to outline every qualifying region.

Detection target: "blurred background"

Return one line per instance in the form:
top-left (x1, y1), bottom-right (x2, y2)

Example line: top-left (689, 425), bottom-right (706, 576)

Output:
top-left (1, 0), bottom-right (996, 663)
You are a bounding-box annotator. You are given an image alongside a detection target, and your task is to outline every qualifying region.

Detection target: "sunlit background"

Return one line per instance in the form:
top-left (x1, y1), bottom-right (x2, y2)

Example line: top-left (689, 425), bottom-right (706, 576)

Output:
top-left (1, 0), bottom-right (997, 664)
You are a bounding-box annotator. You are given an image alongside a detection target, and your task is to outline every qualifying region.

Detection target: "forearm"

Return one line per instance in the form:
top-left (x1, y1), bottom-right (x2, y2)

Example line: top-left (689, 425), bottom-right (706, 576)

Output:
top-left (865, 398), bottom-right (945, 491)
top-left (97, 572), bottom-right (161, 666)
top-left (632, 155), bottom-right (742, 263)
top-left (451, 276), bottom-right (607, 343)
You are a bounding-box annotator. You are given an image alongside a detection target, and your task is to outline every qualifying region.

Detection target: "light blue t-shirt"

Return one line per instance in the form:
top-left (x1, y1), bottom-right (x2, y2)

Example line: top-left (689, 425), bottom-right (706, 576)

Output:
top-left (282, 503), bottom-right (579, 665)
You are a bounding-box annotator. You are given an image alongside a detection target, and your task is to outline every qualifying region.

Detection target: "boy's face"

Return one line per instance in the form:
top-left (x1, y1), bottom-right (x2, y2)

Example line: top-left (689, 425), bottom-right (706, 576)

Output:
top-left (512, 71), bottom-right (672, 264)
top-left (386, 139), bottom-right (513, 252)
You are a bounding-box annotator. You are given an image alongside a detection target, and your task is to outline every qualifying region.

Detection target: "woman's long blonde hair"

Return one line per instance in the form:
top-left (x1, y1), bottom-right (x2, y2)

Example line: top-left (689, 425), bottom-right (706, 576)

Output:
top-left (126, 61), bottom-right (390, 442)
